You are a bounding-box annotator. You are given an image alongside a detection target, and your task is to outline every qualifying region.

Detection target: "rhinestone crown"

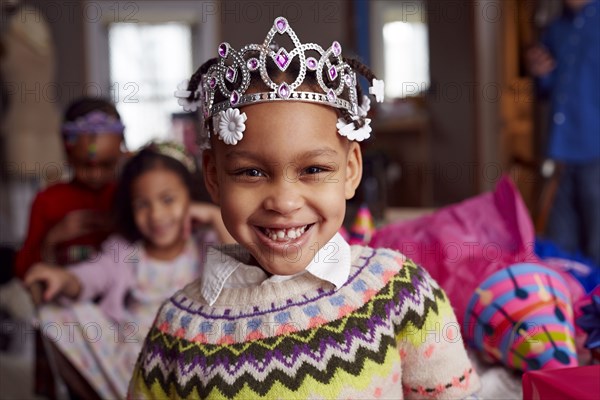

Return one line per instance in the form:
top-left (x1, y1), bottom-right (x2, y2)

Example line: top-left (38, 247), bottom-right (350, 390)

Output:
top-left (200, 16), bottom-right (360, 119)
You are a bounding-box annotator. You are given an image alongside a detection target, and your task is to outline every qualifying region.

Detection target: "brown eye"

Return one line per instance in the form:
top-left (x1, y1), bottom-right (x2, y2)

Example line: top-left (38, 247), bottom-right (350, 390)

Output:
top-left (238, 169), bottom-right (263, 177)
top-left (305, 166), bottom-right (324, 174)
top-left (163, 196), bottom-right (174, 204)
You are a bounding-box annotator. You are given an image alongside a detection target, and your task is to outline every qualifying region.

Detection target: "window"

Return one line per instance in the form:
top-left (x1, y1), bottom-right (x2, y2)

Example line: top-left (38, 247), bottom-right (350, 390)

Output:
top-left (383, 21), bottom-right (429, 98)
top-left (371, 0), bottom-right (430, 99)
top-left (108, 23), bottom-right (192, 150)
top-left (84, 1), bottom-right (217, 150)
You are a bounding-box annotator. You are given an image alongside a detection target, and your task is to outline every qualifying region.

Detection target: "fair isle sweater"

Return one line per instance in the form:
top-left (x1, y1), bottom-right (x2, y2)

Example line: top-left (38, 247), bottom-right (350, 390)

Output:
top-left (128, 246), bottom-right (480, 399)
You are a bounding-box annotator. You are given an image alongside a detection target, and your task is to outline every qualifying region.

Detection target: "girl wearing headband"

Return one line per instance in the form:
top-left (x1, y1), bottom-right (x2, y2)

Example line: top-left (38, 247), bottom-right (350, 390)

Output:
top-left (15, 97), bottom-right (126, 278)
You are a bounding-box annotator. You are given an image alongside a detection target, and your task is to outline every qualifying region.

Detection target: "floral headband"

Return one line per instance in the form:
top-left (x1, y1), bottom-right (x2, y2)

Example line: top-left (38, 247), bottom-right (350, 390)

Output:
top-left (62, 110), bottom-right (125, 159)
top-left (174, 16), bottom-right (384, 147)
top-left (62, 110), bottom-right (125, 137)
top-left (146, 141), bottom-right (196, 173)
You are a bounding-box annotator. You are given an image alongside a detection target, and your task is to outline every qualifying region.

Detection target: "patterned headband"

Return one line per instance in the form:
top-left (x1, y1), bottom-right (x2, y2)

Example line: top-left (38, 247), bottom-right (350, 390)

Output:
top-left (175, 16), bottom-right (384, 146)
top-left (62, 110), bottom-right (125, 137)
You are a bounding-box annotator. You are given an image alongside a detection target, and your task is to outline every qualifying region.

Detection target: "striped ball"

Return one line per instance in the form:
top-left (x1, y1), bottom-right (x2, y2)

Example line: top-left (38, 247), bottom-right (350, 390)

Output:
top-left (464, 263), bottom-right (577, 371)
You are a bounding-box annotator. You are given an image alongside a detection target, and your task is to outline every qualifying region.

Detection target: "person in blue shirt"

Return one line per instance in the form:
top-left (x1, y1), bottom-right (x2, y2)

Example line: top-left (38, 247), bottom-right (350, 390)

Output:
top-left (527, 0), bottom-right (600, 266)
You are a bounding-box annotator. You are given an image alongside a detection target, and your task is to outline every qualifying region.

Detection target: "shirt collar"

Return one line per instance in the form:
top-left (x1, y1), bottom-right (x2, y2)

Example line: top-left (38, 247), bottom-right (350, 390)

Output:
top-left (199, 244), bottom-right (254, 306)
top-left (199, 233), bottom-right (351, 305)
top-left (305, 233), bottom-right (351, 288)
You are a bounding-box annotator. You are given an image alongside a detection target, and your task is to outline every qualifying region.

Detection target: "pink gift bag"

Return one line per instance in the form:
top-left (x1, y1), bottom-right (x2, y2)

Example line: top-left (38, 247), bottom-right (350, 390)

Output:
top-left (522, 365), bottom-right (600, 400)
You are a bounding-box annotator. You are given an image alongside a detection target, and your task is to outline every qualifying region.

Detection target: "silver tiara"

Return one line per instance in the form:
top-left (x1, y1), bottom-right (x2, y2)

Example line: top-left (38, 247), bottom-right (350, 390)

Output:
top-left (175, 16), bottom-right (384, 146)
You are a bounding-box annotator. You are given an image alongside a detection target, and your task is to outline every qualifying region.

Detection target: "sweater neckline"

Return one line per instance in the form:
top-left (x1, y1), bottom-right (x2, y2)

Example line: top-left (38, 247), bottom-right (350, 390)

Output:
top-left (182, 245), bottom-right (367, 308)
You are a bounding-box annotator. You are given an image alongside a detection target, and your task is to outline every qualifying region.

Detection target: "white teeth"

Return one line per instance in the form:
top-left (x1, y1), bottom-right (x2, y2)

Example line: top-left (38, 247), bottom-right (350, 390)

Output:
top-left (263, 225), bottom-right (309, 241)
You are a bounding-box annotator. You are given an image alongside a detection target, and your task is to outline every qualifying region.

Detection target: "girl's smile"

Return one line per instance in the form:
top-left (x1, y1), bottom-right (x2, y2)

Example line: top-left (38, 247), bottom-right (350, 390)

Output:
top-left (252, 223), bottom-right (315, 255)
top-left (258, 224), bottom-right (312, 242)
top-left (203, 101), bottom-right (362, 276)
top-left (132, 168), bottom-right (190, 260)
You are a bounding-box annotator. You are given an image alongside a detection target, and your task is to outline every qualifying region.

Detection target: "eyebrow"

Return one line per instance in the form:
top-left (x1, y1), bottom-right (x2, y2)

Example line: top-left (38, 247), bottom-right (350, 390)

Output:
top-left (225, 147), bottom-right (338, 160)
top-left (132, 187), bottom-right (178, 201)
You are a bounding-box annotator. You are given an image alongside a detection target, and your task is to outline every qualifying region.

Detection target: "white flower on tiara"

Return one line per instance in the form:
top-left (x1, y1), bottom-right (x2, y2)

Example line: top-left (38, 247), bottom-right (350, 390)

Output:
top-left (358, 95), bottom-right (371, 117)
top-left (174, 79), bottom-right (201, 112)
top-left (369, 79), bottom-right (385, 103)
top-left (336, 117), bottom-right (372, 142)
top-left (217, 108), bottom-right (247, 145)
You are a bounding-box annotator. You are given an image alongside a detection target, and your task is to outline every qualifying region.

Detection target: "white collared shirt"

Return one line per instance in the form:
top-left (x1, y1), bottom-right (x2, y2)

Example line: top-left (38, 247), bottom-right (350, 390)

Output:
top-left (199, 233), bottom-right (351, 305)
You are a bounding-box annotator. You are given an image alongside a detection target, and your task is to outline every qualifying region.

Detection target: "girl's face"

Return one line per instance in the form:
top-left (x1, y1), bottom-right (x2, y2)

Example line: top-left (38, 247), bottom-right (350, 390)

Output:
top-left (203, 101), bottom-right (362, 276)
top-left (131, 168), bottom-right (191, 253)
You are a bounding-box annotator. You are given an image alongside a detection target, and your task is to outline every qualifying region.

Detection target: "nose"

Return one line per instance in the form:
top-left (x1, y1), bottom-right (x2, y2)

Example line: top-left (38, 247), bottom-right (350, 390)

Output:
top-left (149, 202), bottom-right (165, 222)
top-left (263, 179), bottom-right (304, 215)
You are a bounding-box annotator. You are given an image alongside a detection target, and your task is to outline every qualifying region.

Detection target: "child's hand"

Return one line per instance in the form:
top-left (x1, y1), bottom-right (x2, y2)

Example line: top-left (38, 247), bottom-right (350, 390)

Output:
top-left (24, 263), bottom-right (81, 302)
top-left (526, 45), bottom-right (555, 77)
top-left (184, 203), bottom-right (236, 244)
top-left (42, 210), bottom-right (108, 261)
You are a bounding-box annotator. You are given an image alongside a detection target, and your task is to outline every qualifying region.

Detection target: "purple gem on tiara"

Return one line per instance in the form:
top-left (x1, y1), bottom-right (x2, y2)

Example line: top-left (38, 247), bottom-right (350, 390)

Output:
top-left (328, 66), bottom-right (338, 81)
top-left (332, 41), bottom-right (342, 57)
top-left (278, 83), bottom-right (290, 99)
top-left (218, 43), bottom-right (228, 58)
top-left (275, 48), bottom-right (290, 71)
top-left (344, 74), bottom-right (354, 86)
top-left (225, 66), bottom-right (237, 83)
top-left (306, 57), bottom-right (318, 71)
top-left (209, 76), bottom-right (217, 88)
top-left (275, 17), bottom-right (288, 34)
top-left (327, 89), bottom-right (337, 103)
top-left (247, 58), bottom-right (259, 71)
top-left (230, 90), bottom-right (240, 105)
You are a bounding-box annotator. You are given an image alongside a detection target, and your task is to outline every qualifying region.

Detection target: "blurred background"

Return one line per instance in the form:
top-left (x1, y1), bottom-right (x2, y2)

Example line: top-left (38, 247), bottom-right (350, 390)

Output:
top-left (1, 0), bottom-right (565, 247)
top-left (1, 0), bottom-right (594, 398)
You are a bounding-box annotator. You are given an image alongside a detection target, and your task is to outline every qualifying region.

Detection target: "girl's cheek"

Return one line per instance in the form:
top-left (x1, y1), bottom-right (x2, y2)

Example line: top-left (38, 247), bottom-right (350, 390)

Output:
top-left (177, 199), bottom-right (191, 223)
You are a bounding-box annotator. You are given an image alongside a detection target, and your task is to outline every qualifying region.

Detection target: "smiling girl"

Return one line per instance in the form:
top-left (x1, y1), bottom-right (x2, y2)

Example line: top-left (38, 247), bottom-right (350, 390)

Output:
top-left (130, 17), bottom-right (480, 399)
top-left (25, 142), bottom-right (233, 398)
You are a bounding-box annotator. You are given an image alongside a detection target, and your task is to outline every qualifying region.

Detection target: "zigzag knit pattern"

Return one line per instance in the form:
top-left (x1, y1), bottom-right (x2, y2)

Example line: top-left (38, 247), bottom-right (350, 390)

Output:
top-left (128, 246), bottom-right (479, 399)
